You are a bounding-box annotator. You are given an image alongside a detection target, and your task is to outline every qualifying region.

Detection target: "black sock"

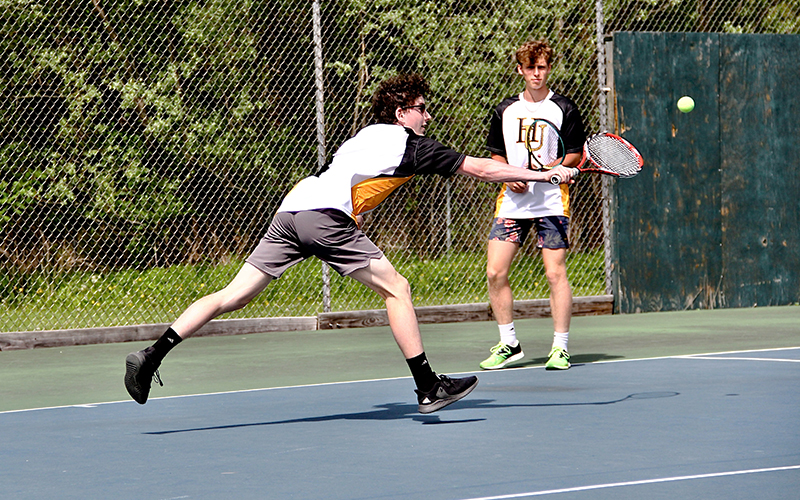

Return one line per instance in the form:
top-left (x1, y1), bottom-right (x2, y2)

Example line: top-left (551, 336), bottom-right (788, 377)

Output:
top-left (406, 352), bottom-right (438, 393)
top-left (150, 327), bottom-right (183, 363)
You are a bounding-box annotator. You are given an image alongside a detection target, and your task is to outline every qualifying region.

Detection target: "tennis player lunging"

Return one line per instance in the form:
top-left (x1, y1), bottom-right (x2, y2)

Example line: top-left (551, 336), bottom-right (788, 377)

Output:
top-left (479, 40), bottom-right (587, 371)
top-left (124, 73), bottom-right (575, 413)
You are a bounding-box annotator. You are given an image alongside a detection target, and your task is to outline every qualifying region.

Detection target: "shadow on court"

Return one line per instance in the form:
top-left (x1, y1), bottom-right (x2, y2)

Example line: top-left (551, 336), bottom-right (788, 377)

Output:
top-left (145, 391), bottom-right (679, 435)
top-left (512, 352), bottom-right (625, 369)
top-left (146, 402), bottom-right (486, 434)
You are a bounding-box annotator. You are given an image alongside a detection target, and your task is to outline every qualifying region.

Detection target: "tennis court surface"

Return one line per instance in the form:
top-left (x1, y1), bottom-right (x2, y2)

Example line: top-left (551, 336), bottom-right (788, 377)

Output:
top-left (2, 306), bottom-right (798, 499)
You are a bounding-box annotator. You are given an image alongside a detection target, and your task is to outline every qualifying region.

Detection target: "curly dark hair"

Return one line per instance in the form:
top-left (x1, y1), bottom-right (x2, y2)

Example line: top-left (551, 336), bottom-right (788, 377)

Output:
top-left (371, 73), bottom-right (430, 124)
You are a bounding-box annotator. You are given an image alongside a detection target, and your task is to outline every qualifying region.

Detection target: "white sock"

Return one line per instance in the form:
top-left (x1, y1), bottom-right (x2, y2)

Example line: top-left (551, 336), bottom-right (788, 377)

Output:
top-left (552, 331), bottom-right (569, 351)
top-left (498, 323), bottom-right (518, 347)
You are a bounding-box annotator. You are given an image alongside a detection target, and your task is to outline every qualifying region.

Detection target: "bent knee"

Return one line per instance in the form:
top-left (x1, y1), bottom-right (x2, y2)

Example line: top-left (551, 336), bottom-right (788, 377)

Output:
top-left (378, 271), bottom-right (411, 301)
top-left (389, 272), bottom-right (411, 297)
top-left (216, 288), bottom-right (256, 312)
top-left (545, 268), bottom-right (568, 286)
top-left (486, 266), bottom-right (510, 285)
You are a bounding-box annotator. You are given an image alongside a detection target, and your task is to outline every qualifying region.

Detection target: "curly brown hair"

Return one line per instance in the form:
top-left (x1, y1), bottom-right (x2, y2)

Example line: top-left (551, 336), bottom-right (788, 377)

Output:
top-left (515, 39), bottom-right (554, 67)
top-left (371, 73), bottom-right (430, 124)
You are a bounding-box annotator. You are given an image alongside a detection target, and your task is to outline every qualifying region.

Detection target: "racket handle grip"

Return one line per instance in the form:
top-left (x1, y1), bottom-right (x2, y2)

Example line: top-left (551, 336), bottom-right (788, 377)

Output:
top-left (550, 168), bottom-right (579, 185)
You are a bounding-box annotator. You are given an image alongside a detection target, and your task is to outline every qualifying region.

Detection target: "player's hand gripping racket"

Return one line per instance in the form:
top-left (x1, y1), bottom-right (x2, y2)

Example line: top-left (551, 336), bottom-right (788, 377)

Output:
top-left (549, 132), bottom-right (643, 185)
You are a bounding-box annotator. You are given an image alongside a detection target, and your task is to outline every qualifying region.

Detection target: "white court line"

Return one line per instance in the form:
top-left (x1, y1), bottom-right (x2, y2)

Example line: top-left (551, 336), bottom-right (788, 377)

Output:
top-left (457, 465), bottom-right (800, 500)
top-left (590, 346), bottom-right (800, 366)
top-left (3, 346), bottom-right (798, 415)
top-left (677, 356), bottom-right (800, 363)
top-left (0, 375), bottom-right (414, 414)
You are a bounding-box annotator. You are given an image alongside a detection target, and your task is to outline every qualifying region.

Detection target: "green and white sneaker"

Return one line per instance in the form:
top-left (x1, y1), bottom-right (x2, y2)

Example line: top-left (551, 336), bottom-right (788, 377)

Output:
top-left (545, 346), bottom-right (571, 370)
top-left (479, 342), bottom-right (524, 370)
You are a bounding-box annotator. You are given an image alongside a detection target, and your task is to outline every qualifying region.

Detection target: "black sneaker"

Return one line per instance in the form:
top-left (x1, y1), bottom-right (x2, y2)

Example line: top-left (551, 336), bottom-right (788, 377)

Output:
top-left (415, 374), bottom-right (479, 414)
top-left (124, 346), bottom-right (163, 404)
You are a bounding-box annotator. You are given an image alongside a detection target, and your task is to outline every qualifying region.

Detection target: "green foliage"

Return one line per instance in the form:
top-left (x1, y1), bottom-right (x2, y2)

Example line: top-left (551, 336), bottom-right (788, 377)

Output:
top-left (4, 0), bottom-right (795, 272)
top-left (324, 0), bottom-right (601, 152)
top-left (604, 0), bottom-right (800, 34)
top-left (1, 0), bottom-right (796, 329)
top-left (1, 0), bottom-right (313, 271)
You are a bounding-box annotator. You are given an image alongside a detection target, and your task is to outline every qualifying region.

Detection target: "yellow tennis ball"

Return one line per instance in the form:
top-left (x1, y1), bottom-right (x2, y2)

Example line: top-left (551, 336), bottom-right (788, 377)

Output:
top-left (677, 96), bottom-right (695, 113)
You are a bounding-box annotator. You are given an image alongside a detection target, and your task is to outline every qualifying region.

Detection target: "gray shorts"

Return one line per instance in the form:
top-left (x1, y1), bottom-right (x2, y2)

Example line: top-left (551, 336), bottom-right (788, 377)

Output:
top-left (246, 209), bottom-right (384, 278)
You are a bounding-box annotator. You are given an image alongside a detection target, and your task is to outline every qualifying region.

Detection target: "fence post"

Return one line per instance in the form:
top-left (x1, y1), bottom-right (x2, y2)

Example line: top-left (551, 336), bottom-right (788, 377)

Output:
top-left (596, 0), bottom-right (608, 132)
top-left (312, 0), bottom-right (332, 312)
top-left (596, 0), bottom-right (614, 296)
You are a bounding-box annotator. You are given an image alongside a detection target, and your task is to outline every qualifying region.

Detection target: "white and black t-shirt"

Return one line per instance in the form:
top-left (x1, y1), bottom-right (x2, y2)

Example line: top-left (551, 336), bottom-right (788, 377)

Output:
top-left (279, 124), bottom-right (465, 220)
top-left (486, 90), bottom-right (586, 218)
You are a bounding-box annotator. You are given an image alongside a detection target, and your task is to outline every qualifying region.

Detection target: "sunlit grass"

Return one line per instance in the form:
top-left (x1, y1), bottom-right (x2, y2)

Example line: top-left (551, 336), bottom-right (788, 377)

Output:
top-left (1, 250), bottom-right (605, 332)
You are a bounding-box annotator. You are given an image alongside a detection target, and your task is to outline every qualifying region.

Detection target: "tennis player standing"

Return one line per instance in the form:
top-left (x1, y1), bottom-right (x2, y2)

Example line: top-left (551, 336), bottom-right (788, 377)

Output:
top-left (479, 40), bottom-right (587, 371)
top-left (125, 73), bottom-right (575, 413)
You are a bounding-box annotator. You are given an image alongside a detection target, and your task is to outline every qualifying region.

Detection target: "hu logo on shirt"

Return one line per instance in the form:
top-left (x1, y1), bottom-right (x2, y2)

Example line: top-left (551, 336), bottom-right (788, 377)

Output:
top-left (517, 118), bottom-right (546, 152)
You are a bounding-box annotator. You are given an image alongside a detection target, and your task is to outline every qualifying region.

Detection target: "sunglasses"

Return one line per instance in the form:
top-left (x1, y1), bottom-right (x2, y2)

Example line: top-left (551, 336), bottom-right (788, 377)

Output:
top-left (402, 103), bottom-right (428, 114)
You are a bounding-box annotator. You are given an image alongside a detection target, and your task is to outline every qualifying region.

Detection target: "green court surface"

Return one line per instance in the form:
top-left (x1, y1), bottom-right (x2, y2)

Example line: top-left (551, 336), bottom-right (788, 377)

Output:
top-left (1, 305), bottom-right (798, 412)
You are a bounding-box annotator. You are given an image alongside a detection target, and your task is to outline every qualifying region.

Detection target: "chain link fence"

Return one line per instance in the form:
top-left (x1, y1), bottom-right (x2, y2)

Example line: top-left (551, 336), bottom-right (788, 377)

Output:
top-left (1, 0), bottom-right (797, 332)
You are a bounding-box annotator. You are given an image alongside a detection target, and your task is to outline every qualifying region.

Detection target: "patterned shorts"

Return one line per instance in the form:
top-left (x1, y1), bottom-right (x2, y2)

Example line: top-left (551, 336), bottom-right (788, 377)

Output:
top-left (488, 215), bottom-right (570, 249)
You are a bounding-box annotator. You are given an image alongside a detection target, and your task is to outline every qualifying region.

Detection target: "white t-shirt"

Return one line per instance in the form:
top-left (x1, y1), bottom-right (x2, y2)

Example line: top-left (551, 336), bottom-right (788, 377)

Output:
top-left (486, 90), bottom-right (586, 218)
top-left (279, 124), bottom-right (465, 220)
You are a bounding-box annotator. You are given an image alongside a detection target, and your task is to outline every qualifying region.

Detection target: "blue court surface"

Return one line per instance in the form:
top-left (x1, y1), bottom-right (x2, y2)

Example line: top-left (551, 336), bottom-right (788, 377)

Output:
top-left (2, 346), bottom-right (798, 499)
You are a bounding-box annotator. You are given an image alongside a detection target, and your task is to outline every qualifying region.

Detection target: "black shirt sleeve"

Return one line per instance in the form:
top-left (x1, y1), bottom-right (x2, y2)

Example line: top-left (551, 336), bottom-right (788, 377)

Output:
top-left (485, 97), bottom-right (517, 158)
top-left (486, 106), bottom-right (506, 157)
top-left (553, 94), bottom-right (587, 155)
top-left (404, 134), bottom-right (465, 178)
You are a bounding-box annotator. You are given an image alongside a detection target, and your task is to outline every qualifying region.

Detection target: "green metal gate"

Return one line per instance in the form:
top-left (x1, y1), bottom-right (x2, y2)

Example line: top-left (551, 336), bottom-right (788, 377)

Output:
top-left (611, 32), bottom-right (800, 312)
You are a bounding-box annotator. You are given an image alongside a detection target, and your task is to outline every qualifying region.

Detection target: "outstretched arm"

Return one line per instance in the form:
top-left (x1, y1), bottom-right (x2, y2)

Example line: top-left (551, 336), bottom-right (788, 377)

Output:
top-left (456, 156), bottom-right (575, 184)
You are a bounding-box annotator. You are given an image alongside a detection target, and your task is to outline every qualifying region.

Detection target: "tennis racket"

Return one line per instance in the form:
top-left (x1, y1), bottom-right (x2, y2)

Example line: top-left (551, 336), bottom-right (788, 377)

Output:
top-left (549, 132), bottom-right (643, 185)
top-left (524, 118), bottom-right (565, 172)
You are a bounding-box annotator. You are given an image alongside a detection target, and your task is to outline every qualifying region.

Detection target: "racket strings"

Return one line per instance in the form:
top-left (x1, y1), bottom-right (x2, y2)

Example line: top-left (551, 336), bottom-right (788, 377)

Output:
top-left (540, 128), bottom-right (560, 166)
top-left (527, 120), bottom-right (563, 169)
top-left (587, 136), bottom-right (642, 177)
